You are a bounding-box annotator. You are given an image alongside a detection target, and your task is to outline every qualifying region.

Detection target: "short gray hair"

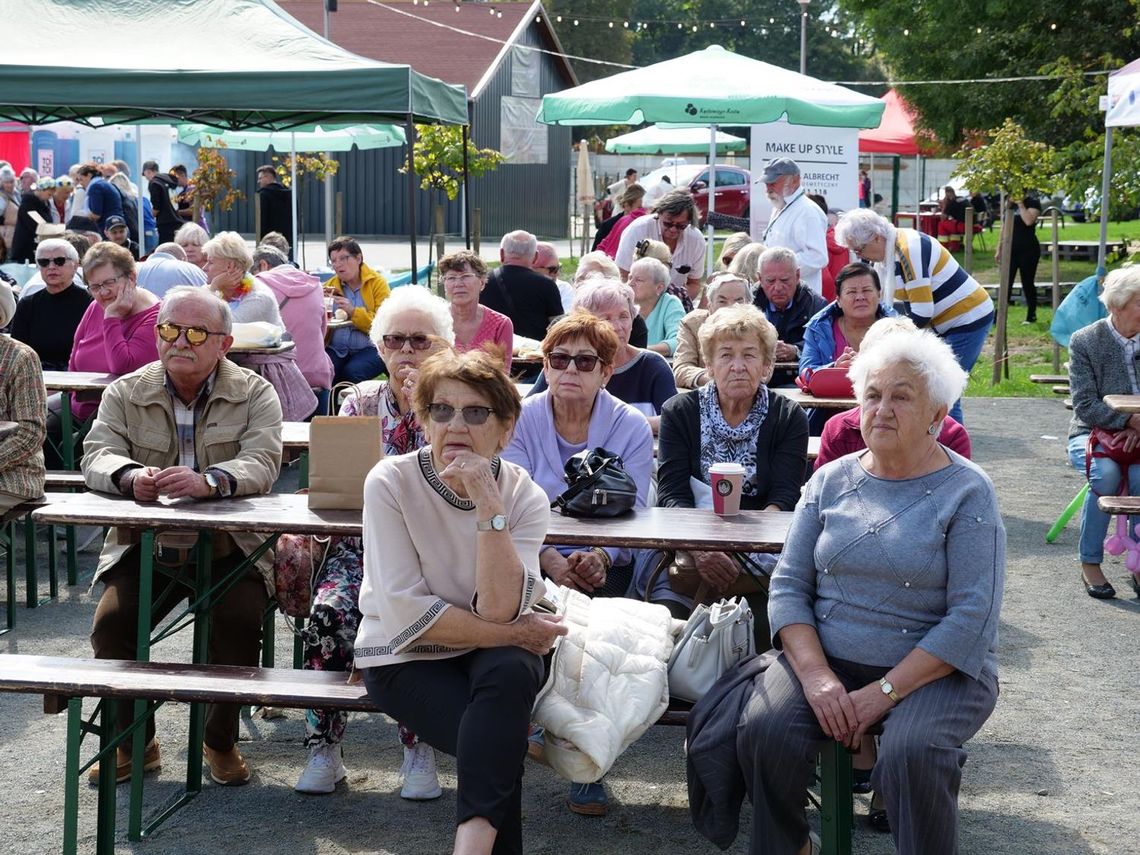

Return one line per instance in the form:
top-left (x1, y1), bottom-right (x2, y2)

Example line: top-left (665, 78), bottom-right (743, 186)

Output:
top-left (758, 246), bottom-right (798, 274)
top-left (727, 242), bottom-right (766, 282)
top-left (1101, 266), bottom-right (1140, 311)
top-left (154, 242), bottom-right (185, 260)
top-left (370, 285), bottom-right (455, 348)
top-left (698, 303), bottom-right (776, 367)
top-left (573, 251), bottom-right (619, 286)
top-left (573, 277), bottom-right (636, 319)
top-left (848, 324), bottom-right (967, 411)
top-left (202, 231), bottom-right (253, 272)
top-left (629, 256), bottom-right (669, 289)
top-left (174, 222), bottom-right (209, 247)
top-left (500, 229), bottom-right (537, 260)
top-left (36, 237), bottom-right (79, 262)
top-left (705, 272), bottom-right (753, 304)
top-left (834, 208), bottom-right (891, 251)
top-left (160, 285), bottom-right (233, 335)
top-left (252, 245), bottom-right (288, 269)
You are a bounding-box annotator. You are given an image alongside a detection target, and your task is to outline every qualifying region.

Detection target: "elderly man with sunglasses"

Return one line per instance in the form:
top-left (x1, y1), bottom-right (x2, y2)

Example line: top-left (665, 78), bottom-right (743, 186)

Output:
top-left (614, 189), bottom-right (705, 311)
top-left (82, 286), bottom-right (283, 788)
top-left (10, 237), bottom-right (92, 370)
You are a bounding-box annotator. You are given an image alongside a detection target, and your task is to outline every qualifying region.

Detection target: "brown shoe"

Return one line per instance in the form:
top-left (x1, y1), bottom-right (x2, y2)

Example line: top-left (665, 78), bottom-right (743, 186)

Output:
top-left (203, 744), bottom-right (251, 786)
top-left (87, 738), bottom-right (161, 786)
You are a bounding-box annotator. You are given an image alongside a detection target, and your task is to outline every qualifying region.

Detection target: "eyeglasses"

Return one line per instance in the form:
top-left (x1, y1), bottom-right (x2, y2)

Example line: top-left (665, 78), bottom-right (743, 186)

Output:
top-left (36, 256), bottom-right (69, 268)
top-left (544, 265), bottom-right (560, 275)
top-left (156, 322), bottom-right (224, 346)
top-left (546, 352), bottom-right (601, 372)
top-left (658, 217), bottom-right (689, 232)
top-left (381, 334), bottom-right (432, 351)
top-left (442, 273), bottom-right (480, 286)
top-left (426, 403), bottom-right (495, 426)
top-left (89, 274), bottom-right (125, 294)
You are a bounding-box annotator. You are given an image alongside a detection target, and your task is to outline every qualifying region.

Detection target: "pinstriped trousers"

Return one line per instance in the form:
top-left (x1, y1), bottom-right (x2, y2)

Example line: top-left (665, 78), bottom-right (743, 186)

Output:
top-left (736, 652), bottom-right (999, 855)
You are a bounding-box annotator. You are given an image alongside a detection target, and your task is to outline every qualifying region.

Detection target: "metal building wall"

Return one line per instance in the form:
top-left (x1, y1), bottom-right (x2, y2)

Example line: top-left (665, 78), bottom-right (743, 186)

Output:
top-left (468, 25), bottom-right (571, 239)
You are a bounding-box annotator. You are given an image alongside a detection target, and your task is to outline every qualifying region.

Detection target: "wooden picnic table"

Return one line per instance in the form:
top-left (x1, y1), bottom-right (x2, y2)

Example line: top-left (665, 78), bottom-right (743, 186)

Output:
top-left (228, 340), bottom-right (296, 356)
top-left (771, 387), bottom-right (857, 411)
top-left (1103, 395), bottom-right (1140, 413)
top-left (42, 371), bottom-right (119, 470)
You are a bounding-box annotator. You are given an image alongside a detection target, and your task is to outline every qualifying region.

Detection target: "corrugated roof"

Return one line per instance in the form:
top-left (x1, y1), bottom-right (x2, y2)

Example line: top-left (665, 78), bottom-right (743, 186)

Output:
top-left (277, 0), bottom-right (575, 99)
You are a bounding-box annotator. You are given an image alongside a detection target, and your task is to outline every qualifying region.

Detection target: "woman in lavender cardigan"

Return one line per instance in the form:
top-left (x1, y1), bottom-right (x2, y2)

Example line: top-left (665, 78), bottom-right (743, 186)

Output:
top-left (500, 310), bottom-right (653, 817)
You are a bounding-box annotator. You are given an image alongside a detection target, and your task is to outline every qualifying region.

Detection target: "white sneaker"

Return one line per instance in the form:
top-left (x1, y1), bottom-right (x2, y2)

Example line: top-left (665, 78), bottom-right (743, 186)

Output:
top-left (294, 743), bottom-right (347, 794)
top-left (399, 742), bottom-right (442, 800)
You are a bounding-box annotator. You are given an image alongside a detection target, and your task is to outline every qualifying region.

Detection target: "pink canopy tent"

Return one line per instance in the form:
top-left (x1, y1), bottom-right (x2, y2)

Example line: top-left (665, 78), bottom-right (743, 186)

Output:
top-left (858, 89), bottom-right (928, 226)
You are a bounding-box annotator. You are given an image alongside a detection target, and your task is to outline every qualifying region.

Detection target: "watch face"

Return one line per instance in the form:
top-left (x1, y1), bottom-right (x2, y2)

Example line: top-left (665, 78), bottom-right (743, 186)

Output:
top-left (491, 514), bottom-right (506, 530)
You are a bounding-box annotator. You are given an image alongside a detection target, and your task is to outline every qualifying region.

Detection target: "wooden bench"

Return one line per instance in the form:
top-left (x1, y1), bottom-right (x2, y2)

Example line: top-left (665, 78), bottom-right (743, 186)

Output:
top-left (0, 654), bottom-right (858, 855)
top-left (1051, 385), bottom-right (1071, 396)
top-left (1029, 374), bottom-right (1068, 385)
top-left (1096, 495), bottom-right (1140, 515)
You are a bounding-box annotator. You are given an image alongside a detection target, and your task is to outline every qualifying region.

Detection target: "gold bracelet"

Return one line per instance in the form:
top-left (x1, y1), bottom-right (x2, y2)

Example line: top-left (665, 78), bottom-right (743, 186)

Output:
top-left (590, 546), bottom-right (613, 571)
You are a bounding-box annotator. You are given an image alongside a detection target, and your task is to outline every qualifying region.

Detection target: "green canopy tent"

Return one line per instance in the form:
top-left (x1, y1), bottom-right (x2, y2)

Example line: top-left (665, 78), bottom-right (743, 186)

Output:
top-left (0, 0), bottom-right (467, 279)
top-left (539, 45), bottom-right (885, 273)
top-left (605, 125), bottom-right (746, 155)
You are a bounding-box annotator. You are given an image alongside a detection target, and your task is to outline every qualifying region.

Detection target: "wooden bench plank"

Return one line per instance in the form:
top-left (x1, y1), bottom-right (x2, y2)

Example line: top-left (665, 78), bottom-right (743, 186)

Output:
top-left (1096, 495), bottom-right (1140, 515)
top-left (1030, 374), bottom-right (1068, 384)
top-left (1052, 385), bottom-right (1070, 395)
top-left (45, 472), bottom-right (86, 490)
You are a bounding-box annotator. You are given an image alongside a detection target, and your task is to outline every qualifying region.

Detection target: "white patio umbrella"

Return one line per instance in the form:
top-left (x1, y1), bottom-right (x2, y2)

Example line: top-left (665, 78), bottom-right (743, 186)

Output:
top-left (605, 124), bottom-right (746, 155)
top-left (539, 45), bottom-right (885, 274)
top-left (575, 139), bottom-right (593, 255)
top-left (1099, 58), bottom-right (1140, 273)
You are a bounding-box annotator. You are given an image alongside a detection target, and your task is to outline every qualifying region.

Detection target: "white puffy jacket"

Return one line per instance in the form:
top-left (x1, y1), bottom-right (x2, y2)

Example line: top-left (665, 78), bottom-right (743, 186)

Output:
top-left (532, 587), bottom-right (678, 783)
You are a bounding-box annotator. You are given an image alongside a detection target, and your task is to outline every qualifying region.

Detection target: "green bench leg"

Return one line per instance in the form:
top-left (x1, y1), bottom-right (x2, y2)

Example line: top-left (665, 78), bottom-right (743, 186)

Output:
top-left (818, 741), bottom-right (854, 855)
top-left (3, 520), bottom-right (14, 633)
top-left (24, 511), bottom-right (38, 608)
top-left (298, 449), bottom-right (309, 489)
top-left (47, 524), bottom-right (59, 601)
top-left (96, 698), bottom-right (120, 855)
top-left (63, 698), bottom-right (82, 855)
top-left (262, 605), bottom-right (275, 668)
top-left (293, 617), bottom-right (305, 669)
top-left (65, 524), bottom-right (78, 587)
top-left (128, 531), bottom-right (155, 842)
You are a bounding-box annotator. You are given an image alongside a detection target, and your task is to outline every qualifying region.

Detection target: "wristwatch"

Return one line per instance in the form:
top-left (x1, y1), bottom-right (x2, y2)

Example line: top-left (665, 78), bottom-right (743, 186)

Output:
top-left (879, 677), bottom-right (901, 703)
top-left (476, 514), bottom-right (507, 532)
top-left (203, 472), bottom-right (220, 498)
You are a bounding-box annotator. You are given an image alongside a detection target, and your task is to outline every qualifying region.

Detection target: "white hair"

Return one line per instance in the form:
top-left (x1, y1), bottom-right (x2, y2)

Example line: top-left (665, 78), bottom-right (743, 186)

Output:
top-left (573, 277), bottom-right (636, 319)
top-left (573, 251), bottom-right (619, 286)
top-left (160, 285), bottom-right (233, 335)
top-left (202, 231), bottom-right (253, 271)
top-left (1101, 266), bottom-right (1140, 311)
top-left (629, 256), bottom-right (669, 289)
top-left (499, 229), bottom-right (537, 261)
top-left (174, 222), bottom-right (209, 247)
top-left (705, 271), bottom-right (753, 304)
top-left (834, 208), bottom-right (892, 251)
top-left (35, 237), bottom-right (79, 262)
top-left (370, 285), bottom-right (455, 347)
top-left (849, 326), bottom-right (967, 412)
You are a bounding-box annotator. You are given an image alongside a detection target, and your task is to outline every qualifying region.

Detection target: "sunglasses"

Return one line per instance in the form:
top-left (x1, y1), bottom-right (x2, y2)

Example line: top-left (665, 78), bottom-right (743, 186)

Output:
top-left (658, 217), bottom-right (689, 232)
top-left (546, 352), bottom-right (601, 372)
top-left (156, 322), bottom-right (224, 346)
top-left (36, 256), bottom-right (69, 268)
top-left (426, 403), bottom-right (495, 426)
top-left (381, 334), bottom-right (432, 351)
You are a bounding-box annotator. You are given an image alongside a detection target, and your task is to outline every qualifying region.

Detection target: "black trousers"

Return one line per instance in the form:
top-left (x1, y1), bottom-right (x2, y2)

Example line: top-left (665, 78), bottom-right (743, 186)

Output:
top-left (363, 646), bottom-right (544, 855)
top-left (1006, 243), bottom-right (1040, 319)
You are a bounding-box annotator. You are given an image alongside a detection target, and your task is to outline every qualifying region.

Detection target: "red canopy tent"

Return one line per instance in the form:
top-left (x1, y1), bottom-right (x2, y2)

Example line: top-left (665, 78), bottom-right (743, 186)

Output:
top-left (0, 122), bottom-right (29, 172)
top-left (858, 89), bottom-right (928, 226)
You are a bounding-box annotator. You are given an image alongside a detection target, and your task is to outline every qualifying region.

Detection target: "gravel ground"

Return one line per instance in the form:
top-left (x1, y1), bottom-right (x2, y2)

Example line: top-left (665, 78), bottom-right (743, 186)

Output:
top-left (0, 396), bottom-right (1137, 855)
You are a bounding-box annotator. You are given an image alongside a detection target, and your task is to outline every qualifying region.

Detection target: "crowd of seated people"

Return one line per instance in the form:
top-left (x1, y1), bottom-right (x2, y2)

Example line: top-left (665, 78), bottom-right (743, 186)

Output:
top-left (0, 160), bottom-right (1008, 855)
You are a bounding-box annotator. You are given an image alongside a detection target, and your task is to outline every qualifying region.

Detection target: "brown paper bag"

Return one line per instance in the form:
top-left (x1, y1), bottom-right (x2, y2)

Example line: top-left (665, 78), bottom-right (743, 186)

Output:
top-left (306, 416), bottom-right (383, 509)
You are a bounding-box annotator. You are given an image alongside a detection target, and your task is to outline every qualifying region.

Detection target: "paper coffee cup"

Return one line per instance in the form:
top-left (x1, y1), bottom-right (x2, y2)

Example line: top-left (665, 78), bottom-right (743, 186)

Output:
top-left (709, 462), bottom-right (745, 516)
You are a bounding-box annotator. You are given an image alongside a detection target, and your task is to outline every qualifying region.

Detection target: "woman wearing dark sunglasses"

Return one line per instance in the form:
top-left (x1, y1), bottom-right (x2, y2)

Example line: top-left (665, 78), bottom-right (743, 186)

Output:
top-left (358, 348), bottom-right (564, 855)
top-left (293, 285), bottom-right (456, 800)
top-left (10, 238), bottom-right (91, 371)
top-left (501, 310), bottom-right (653, 817)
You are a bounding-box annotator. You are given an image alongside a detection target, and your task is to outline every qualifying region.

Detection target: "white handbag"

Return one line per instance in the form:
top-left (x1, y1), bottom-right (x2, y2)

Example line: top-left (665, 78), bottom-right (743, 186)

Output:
top-left (667, 597), bottom-right (755, 703)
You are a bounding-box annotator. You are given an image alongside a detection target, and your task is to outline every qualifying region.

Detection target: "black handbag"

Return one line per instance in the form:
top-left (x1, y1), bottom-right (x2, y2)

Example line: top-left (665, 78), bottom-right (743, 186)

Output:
top-left (551, 447), bottom-right (638, 517)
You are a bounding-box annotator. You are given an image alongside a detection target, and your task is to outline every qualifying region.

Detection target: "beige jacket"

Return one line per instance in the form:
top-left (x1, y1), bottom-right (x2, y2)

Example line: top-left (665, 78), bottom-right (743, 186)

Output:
top-left (671, 309), bottom-right (709, 390)
top-left (82, 359), bottom-right (283, 592)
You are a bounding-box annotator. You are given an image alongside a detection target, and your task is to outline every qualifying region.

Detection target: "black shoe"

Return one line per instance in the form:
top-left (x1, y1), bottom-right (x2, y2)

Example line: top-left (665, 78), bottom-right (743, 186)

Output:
top-left (852, 767), bottom-right (873, 794)
top-left (1130, 574), bottom-right (1140, 600)
top-left (1081, 571), bottom-right (1116, 600)
top-left (868, 808), bottom-right (890, 833)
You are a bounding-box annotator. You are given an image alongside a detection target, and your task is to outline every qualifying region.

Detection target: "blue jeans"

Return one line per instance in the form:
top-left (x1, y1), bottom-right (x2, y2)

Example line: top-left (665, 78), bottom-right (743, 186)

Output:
top-left (941, 321), bottom-right (991, 425)
top-left (1067, 433), bottom-right (1140, 564)
top-left (327, 347), bottom-right (384, 386)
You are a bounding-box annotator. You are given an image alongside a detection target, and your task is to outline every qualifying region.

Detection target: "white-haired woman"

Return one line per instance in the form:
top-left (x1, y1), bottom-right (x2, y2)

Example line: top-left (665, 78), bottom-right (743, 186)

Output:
top-left (526, 279), bottom-right (677, 433)
top-left (174, 221), bottom-right (210, 270)
top-left (719, 328), bottom-right (1004, 855)
top-left (295, 285), bottom-right (456, 798)
top-left (1066, 266), bottom-right (1140, 600)
top-left (630, 256), bottom-right (684, 357)
top-left (672, 271), bottom-right (753, 389)
top-left (717, 231), bottom-right (753, 271)
top-left (727, 241), bottom-right (767, 286)
top-left (834, 208), bottom-right (993, 425)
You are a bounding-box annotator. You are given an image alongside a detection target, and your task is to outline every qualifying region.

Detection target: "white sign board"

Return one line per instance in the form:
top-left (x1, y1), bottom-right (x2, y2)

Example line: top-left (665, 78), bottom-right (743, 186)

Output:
top-left (749, 121), bottom-right (859, 238)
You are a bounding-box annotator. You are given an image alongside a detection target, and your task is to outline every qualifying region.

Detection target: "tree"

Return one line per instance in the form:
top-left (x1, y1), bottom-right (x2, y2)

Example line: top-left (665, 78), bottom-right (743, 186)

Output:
top-left (545, 0), bottom-right (635, 84)
top-left (955, 119), bottom-right (1056, 385)
top-left (401, 125), bottom-right (505, 274)
top-left (190, 144), bottom-right (244, 218)
top-left (271, 153), bottom-right (338, 267)
top-left (837, 0), bottom-right (1140, 148)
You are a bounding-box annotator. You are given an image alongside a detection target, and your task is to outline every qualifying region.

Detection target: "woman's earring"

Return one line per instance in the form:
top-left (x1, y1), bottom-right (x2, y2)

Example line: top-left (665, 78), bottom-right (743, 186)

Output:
top-left (927, 423), bottom-right (938, 435)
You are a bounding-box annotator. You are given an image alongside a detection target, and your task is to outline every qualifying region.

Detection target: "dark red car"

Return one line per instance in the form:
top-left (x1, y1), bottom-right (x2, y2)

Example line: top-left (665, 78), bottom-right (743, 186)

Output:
top-left (688, 166), bottom-right (751, 226)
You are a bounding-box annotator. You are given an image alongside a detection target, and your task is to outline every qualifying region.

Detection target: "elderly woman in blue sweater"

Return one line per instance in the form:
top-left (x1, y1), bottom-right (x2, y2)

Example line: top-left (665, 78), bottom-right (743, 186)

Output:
top-left (737, 326), bottom-right (1004, 855)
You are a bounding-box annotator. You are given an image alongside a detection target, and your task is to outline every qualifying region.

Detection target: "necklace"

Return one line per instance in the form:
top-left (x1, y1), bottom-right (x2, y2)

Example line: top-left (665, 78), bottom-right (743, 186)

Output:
top-left (228, 274), bottom-right (254, 302)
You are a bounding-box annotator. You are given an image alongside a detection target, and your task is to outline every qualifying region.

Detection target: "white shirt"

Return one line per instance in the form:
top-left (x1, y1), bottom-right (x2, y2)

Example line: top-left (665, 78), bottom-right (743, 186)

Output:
top-left (615, 214), bottom-right (706, 292)
top-left (555, 279), bottom-right (575, 313)
top-left (762, 187), bottom-right (829, 296)
top-left (643, 180), bottom-right (671, 208)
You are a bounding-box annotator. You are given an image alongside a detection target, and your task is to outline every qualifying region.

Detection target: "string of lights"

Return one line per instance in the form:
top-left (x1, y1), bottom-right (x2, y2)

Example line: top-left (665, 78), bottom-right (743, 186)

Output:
top-left (367, 2), bottom-right (1110, 86)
